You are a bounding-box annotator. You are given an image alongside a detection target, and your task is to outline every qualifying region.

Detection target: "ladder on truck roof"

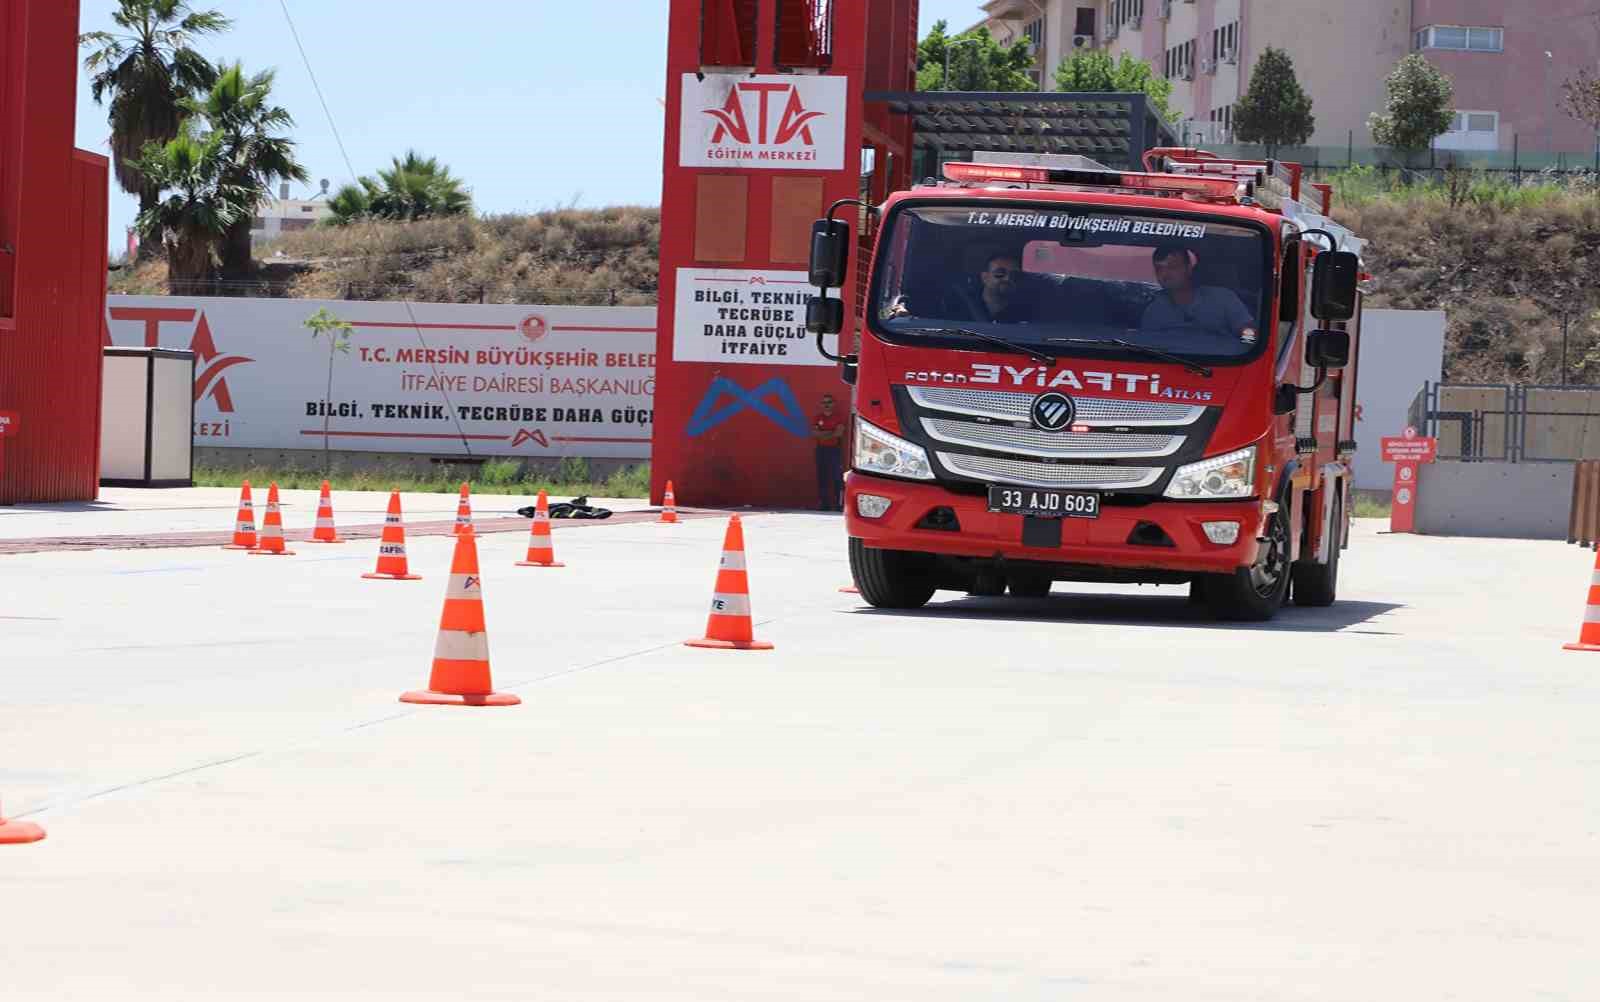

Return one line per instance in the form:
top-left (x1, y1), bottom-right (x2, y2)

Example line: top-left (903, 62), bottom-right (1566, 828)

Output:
top-left (1143, 148), bottom-right (1358, 254)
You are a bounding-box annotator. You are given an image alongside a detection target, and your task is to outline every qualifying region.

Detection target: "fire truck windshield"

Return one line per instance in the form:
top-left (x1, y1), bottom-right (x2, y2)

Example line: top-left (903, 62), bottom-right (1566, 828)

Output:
top-left (871, 204), bottom-right (1270, 362)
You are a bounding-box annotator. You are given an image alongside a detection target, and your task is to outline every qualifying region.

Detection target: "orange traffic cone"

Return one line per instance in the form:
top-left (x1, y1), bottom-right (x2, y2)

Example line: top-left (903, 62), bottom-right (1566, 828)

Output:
top-left (516, 490), bottom-right (564, 568)
top-left (222, 480), bottom-right (257, 550)
top-left (1563, 547), bottom-right (1600, 651)
top-left (363, 491), bottom-right (422, 581)
top-left (0, 796), bottom-right (45, 845)
top-left (686, 515), bottom-right (773, 650)
top-left (454, 482), bottom-right (473, 535)
top-left (310, 480), bottom-right (343, 543)
top-left (659, 479), bottom-right (679, 524)
top-left (248, 482), bottom-right (295, 556)
top-left (400, 527), bottom-right (520, 706)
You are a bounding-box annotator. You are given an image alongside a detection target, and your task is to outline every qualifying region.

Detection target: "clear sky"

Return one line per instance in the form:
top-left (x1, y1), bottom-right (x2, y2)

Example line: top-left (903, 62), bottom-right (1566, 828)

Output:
top-left (74, 0), bottom-right (988, 250)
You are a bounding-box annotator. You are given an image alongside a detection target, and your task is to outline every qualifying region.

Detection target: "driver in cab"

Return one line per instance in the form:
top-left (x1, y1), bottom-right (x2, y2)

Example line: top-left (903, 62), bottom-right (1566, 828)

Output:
top-left (1141, 243), bottom-right (1257, 343)
top-left (947, 252), bottom-right (1038, 324)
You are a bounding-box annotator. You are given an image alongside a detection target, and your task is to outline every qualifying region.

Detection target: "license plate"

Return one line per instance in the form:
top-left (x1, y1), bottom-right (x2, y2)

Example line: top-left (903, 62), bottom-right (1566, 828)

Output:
top-left (987, 486), bottom-right (1100, 519)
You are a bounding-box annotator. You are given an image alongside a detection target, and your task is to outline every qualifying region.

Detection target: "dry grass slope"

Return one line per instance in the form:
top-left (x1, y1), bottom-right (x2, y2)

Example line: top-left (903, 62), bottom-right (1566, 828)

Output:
top-left (1330, 173), bottom-right (1600, 383)
top-left (111, 206), bottom-right (661, 306)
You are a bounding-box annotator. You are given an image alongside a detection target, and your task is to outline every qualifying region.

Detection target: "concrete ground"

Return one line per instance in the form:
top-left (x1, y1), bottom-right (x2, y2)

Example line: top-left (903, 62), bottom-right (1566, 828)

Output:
top-left (1, 498), bottom-right (1597, 1000)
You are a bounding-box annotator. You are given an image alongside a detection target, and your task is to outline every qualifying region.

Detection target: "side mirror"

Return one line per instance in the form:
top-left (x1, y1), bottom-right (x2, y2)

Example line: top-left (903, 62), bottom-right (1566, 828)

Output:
top-left (809, 220), bottom-right (850, 289)
top-left (1306, 328), bottom-right (1351, 369)
top-left (1309, 250), bottom-right (1359, 321)
top-left (806, 295), bottom-right (844, 336)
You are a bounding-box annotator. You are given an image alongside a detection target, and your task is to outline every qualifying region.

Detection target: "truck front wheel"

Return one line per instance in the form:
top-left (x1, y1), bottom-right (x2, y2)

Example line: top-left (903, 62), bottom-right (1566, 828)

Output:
top-left (849, 538), bottom-right (938, 610)
top-left (1201, 502), bottom-right (1291, 621)
top-left (1292, 493), bottom-right (1342, 607)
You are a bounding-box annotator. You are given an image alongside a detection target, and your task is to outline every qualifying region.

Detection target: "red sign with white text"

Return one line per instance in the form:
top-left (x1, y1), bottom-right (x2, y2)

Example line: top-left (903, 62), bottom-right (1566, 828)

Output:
top-left (1383, 427), bottom-right (1436, 533)
top-left (0, 410), bottom-right (18, 437)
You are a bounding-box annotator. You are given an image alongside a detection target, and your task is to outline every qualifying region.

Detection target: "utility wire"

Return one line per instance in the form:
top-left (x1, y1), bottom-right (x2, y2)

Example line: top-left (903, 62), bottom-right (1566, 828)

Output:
top-left (277, 0), bottom-right (358, 184)
top-left (277, 0), bottom-right (476, 457)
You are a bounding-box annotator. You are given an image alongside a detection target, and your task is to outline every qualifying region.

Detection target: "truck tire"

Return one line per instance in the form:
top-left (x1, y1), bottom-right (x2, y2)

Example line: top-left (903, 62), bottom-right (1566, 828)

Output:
top-left (1202, 499), bottom-right (1291, 621)
top-left (1008, 571), bottom-right (1052, 598)
top-left (1292, 494), bottom-right (1341, 607)
top-left (849, 537), bottom-right (937, 610)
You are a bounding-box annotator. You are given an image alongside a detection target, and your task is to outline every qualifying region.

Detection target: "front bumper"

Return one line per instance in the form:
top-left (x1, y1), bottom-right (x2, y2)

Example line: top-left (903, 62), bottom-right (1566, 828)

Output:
top-left (844, 472), bottom-right (1267, 574)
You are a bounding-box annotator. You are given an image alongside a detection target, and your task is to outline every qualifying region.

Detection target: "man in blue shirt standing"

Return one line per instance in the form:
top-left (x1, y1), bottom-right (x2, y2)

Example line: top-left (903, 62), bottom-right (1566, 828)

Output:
top-left (1141, 244), bottom-right (1258, 345)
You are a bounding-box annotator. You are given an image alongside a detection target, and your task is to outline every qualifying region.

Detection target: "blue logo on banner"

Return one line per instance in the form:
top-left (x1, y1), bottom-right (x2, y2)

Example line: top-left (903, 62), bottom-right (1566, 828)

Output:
top-left (686, 376), bottom-right (809, 438)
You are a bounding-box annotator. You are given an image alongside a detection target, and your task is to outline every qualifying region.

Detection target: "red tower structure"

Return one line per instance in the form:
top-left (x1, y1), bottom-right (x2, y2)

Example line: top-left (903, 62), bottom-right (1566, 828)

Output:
top-left (0, 0), bottom-right (111, 504)
top-left (650, 0), bottom-right (917, 509)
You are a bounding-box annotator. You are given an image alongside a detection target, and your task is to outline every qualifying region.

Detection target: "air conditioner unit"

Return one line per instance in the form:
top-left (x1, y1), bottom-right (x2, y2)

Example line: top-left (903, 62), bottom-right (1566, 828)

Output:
top-left (1202, 57), bottom-right (1216, 75)
top-left (1223, 47), bottom-right (1238, 65)
top-left (1129, 15), bottom-right (1142, 29)
top-left (1180, 65), bottom-right (1195, 81)
top-left (1103, 21), bottom-right (1119, 40)
top-left (1072, 33), bottom-right (1094, 49)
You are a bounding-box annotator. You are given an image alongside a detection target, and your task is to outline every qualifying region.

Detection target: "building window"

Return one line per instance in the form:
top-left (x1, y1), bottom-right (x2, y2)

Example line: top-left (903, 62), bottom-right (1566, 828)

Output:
top-left (1211, 21), bottom-right (1238, 62)
top-left (1415, 25), bottom-right (1503, 52)
top-left (775, 0), bottom-right (833, 69)
top-left (1024, 18), bottom-right (1043, 54)
top-left (1074, 6), bottom-right (1095, 36)
top-left (1447, 110), bottom-right (1499, 134)
top-left (1165, 39), bottom-right (1196, 79)
top-left (702, 0), bottom-right (758, 67)
top-left (1113, 0), bottom-right (1143, 26)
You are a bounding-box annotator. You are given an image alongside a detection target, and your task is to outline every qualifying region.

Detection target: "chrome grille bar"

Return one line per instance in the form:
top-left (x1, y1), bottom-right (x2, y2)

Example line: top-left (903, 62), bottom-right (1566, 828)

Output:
top-left (937, 453), bottom-right (1163, 490)
top-left (908, 386), bottom-right (1206, 427)
top-left (921, 418), bottom-right (1182, 459)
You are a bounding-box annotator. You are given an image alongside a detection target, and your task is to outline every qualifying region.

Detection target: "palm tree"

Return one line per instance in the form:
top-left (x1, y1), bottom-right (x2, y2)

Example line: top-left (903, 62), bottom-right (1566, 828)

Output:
top-left (327, 151), bottom-right (472, 225)
top-left (133, 128), bottom-right (255, 292)
top-left (80, 0), bottom-right (231, 257)
top-left (183, 63), bottom-right (309, 281)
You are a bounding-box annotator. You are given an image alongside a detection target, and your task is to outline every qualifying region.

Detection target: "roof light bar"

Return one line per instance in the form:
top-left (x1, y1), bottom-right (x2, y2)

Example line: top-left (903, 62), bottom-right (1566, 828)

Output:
top-left (941, 161), bottom-right (1238, 198)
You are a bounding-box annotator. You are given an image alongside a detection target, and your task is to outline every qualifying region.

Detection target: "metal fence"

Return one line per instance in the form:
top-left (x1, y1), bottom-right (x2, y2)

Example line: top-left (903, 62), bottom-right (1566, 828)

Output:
top-left (1409, 382), bottom-right (1600, 463)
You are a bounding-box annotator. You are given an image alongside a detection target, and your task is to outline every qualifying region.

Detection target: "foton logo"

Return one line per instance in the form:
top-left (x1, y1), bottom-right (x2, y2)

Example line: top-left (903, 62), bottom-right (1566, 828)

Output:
top-left (705, 82), bottom-right (824, 151)
top-left (108, 307), bottom-right (254, 412)
top-left (680, 74), bottom-right (846, 171)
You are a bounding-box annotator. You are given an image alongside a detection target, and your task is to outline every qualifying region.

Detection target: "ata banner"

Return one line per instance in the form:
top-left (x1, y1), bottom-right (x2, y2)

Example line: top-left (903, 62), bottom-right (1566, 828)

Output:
top-left (105, 296), bottom-right (656, 459)
top-left (671, 268), bottom-right (830, 366)
top-left (678, 73), bottom-right (848, 170)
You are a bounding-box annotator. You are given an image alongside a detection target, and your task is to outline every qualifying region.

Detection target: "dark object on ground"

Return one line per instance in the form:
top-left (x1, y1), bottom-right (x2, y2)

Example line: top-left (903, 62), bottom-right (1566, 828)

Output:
top-left (517, 496), bottom-right (613, 520)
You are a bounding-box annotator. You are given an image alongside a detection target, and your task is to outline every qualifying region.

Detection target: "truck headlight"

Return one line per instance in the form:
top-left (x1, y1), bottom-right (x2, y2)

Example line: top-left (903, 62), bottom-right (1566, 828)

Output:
top-left (854, 417), bottom-right (934, 481)
top-left (1164, 446), bottom-right (1256, 500)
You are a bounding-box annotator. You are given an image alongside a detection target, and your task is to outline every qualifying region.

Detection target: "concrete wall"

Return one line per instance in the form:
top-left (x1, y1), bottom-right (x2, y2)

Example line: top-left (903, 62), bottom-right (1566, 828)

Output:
top-left (194, 447), bottom-right (640, 480)
top-left (1416, 460), bottom-right (1574, 538)
top-left (1353, 309), bottom-right (1447, 491)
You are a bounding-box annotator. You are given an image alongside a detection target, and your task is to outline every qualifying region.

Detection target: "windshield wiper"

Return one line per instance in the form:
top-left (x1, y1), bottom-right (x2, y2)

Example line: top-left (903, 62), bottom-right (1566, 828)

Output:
top-left (1043, 337), bottom-right (1212, 378)
top-left (896, 326), bottom-right (1055, 365)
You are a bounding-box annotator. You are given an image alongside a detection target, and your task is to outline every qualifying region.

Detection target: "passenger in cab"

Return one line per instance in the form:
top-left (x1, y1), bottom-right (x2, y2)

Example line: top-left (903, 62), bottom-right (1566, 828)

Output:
top-left (1141, 243), bottom-right (1257, 342)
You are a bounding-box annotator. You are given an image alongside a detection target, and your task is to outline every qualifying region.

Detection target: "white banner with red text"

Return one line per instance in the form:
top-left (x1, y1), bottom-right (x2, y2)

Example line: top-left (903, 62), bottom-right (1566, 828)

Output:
top-left (105, 296), bottom-right (656, 459)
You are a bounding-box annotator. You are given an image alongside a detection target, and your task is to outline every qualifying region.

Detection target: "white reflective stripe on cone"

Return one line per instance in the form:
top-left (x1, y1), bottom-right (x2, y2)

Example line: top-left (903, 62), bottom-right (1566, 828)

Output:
top-left (1590, 571), bottom-right (1600, 586)
top-left (719, 551), bottom-right (747, 570)
top-left (379, 544), bottom-right (407, 556)
top-left (317, 517), bottom-right (334, 526)
top-left (1584, 605), bottom-right (1600, 623)
top-left (445, 573), bottom-right (483, 600)
top-left (709, 592), bottom-right (751, 617)
top-left (535, 512), bottom-right (549, 523)
top-left (433, 629), bottom-right (490, 662)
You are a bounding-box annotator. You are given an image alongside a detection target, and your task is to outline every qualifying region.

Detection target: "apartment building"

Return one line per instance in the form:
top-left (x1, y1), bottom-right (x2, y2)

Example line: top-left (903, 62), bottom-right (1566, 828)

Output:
top-left (974, 0), bottom-right (1600, 154)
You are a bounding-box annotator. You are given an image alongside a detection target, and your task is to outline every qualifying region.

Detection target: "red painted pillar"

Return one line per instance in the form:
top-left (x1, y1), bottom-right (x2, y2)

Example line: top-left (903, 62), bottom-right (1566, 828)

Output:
top-left (650, 0), bottom-right (875, 509)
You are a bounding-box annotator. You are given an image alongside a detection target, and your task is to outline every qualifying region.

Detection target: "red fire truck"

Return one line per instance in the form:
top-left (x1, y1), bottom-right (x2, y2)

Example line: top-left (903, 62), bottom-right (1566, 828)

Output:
top-left (806, 149), bottom-right (1365, 621)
